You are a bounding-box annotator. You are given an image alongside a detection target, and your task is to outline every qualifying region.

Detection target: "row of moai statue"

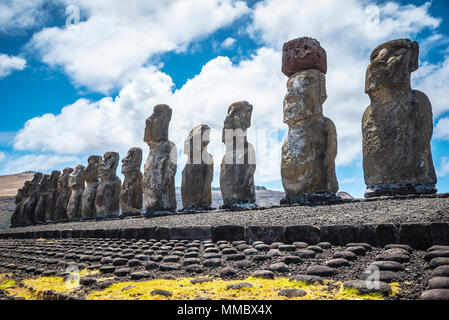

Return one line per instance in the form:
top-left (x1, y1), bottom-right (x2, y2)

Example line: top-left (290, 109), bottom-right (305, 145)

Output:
top-left (11, 36), bottom-right (437, 227)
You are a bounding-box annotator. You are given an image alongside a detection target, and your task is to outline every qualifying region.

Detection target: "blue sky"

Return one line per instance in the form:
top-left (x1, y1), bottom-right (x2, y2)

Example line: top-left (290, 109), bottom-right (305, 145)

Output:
top-left (1, 0), bottom-right (449, 198)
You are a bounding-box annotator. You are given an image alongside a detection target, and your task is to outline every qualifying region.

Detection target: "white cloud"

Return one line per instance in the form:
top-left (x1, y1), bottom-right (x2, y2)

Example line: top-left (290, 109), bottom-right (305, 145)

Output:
top-left (0, 152), bottom-right (5, 163)
top-left (29, 0), bottom-right (250, 93)
top-left (10, 0), bottom-right (449, 184)
top-left (0, 154), bottom-right (81, 175)
top-left (434, 117), bottom-right (449, 141)
top-left (437, 157), bottom-right (449, 178)
top-left (0, 0), bottom-right (49, 33)
top-left (221, 37), bottom-right (236, 48)
top-left (0, 54), bottom-right (26, 78)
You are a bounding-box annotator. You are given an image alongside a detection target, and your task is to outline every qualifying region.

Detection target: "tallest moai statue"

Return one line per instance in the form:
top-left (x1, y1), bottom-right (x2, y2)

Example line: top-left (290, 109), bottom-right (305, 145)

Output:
top-left (280, 37), bottom-right (339, 205)
top-left (362, 39), bottom-right (437, 197)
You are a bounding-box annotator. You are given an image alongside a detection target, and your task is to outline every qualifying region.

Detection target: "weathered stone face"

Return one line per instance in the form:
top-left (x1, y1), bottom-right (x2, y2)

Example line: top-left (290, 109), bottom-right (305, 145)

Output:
top-left (34, 174), bottom-right (50, 224)
top-left (54, 168), bottom-right (74, 221)
top-left (67, 165), bottom-right (85, 220)
top-left (96, 152), bottom-right (121, 217)
top-left (181, 124), bottom-right (213, 210)
top-left (82, 156), bottom-right (101, 219)
top-left (220, 102), bottom-right (256, 208)
top-left (282, 37), bottom-right (327, 77)
top-left (362, 39), bottom-right (437, 197)
top-left (23, 172), bottom-right (42, 226)
top-left (283, 70), bottom-right (327, 125)
top-left (143, 105), bottom-right (177, 213)
top-left (45, 170), bottom-right (60, 222)
top-left (144, 104), bottom-right (172, 145)
top-left (365, 39), bottom-right (419, 94)
top-left (120, 147), bottom-right (143, 215)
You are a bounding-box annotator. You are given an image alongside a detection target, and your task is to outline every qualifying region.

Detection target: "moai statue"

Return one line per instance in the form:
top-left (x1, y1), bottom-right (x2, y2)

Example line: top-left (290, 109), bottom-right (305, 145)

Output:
top-left (220, 101), bottom-right (256, 209)
top-left (280, 37), bottom-right (339, 205)
top-left (95, 152), bottom-right (121, 218)
top-left (34, 174), bottom-right (50, 224)
top-left (362, 39), bottom-right (437, 197)
top-left (21, 172), bottom-right (42, 226)
top-left (120, 147), bottom-right (143, 216)
top-left (45, 170), bottom-right (60, 222)
top-left (143, 104), bottom-right (177, 214)
top-left (54, 168), bottom-right (74, 221)
top-left (81, 156), bottom-right (101, 219)
top-left (67, 165), bottom-right (85, 220)
top-left (10, 183), bottom-right (28, 227)
top-left (181, 124), bottom-right (214, 211)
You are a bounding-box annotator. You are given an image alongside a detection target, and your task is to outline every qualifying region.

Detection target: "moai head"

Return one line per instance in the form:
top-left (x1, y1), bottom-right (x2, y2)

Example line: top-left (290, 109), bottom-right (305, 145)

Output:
top-left (282, 37), bottom-right (327, 77)
top-left (48, 170), bottom-right (61, 191)
top-left (99, 152), bottom-right (119, 179)
top-left (15, 186), bottom-right (24, 204)
top-left (69, 165), bottom-right (85, 188)
top-left (365, 38), bottom-right (419, 94)
top-left (59, 168), bottom-right (74, 190)
top-left (37, 174), bottom-right (50, 194)
top-left (29, 172), bottom-right (43, 196)
top-left (122, 147), bottom-right (142, 174)
top-left (222, 101), bottom-right (253, 143)
top-left (184, 124), bottom-right (210, 164)
top-left (144, 104), bottom-right (172, 145)
top-left (283, 69), bottom-right (327, 125)
top-left (84, 156), bottom-right (102, 183)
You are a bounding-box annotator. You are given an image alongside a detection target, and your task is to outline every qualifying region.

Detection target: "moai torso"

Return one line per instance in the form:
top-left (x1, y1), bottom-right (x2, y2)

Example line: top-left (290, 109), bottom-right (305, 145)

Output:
top-left (45, 170), bottom-right (60, 222)
top-left (82, 156), bottom-right (101, 219)
top-left (181, 124), bottom-right (214, 210)
top-left (95, 152), bottom-right (121, 217)
top-left (11, 182), bottom-right (28, 227)
top-left (362, 39), bottom-right (436, 197)
top-left (120, 147), bottom-right (143, 215)
top-left (143, 104), bottom-right (177, 213)
top-left (54, 168), bottom-right (74, 221)
top-left (219, 101), bottom-right (256, 208)
top-left (67, 165), bottom-right (85, 220)
top-left (34, 174), bottom-right (50, 223)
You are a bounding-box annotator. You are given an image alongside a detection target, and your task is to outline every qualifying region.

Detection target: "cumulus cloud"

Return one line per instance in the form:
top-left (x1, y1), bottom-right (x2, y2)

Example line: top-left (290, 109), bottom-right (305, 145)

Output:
top-left (11, 0), bottom-right (449, 184)
top-left (437, 157), bottom-right (449, 178)
top-left (221, 37), bottom-right (236, 49)
top-left (0, 0), bottom-right (49, 33)
top-left (0, 54), bottom-right (26, 78)
top-left (434, 117), bottom-right (449, 141)
top-left (29, 0), bottom-right (250, 93)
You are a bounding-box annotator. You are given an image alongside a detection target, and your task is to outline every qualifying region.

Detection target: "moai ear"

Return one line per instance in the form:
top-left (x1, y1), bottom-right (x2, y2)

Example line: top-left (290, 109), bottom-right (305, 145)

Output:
top-left (319, 72), bottom-right (327, 104)
top-left (409, 41), bottom-right (419, 72)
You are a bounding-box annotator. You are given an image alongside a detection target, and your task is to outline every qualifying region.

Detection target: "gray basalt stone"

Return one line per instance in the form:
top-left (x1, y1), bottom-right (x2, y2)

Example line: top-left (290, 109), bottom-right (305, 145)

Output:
top-left (143, 104), bottom-right (177, 213)
top-left (44, 170), bottom-right (60, 222)
top-left (95, 152), bottom-right (121, 218)
top-left (120, 147), bottom-right (143, 216)
top-left (34, 174), bottom-right (49, 224)
top-left (280, 48), bottom-right (338, 205)
top-left (81, 156), bottom-right (101, 219)
top-left (10, 181), bottom-right (29, 227)
top-left (181, 124), bottom-right (213, 211)
top-left (362, 39), bottom-right (437, 197)
top-left (67, 165), bottom-right (85, 220)
top-left (23, 172), bottom-right (43, 225)
top-left (220, 101), bottom-right (256, 209)
top-left (54, 168), bottom-right (74, 221)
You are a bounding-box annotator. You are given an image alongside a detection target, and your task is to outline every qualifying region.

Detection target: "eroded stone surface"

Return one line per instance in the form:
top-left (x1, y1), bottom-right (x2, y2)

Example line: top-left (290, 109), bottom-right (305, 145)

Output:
top-left (67, 165), bottom-right (85, 220)
top-left (54, 168), bottom-right (74, 221)
top-left (181, 125), bottom-right (213, 211)
top-left (95, 152), bottom-right (121, 218)
top-left (82, 156), bottom-right (101, 219)
top-left (280, 67), bottom-right (338, 204)
top-left (44, 171), bottom-right (60, 222)
top-left (143, 105), bottom-right (177, 213)
top-left (220, 101), bottom-right (256, 208)
top-left (34, 174), bottom-right (49, 224)
top-left (282, 37), bottom-right (327, 76)
top-left (120, 147), bottom-right (143, 215)
top-left (362, 39), bottom-right (437, 197)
